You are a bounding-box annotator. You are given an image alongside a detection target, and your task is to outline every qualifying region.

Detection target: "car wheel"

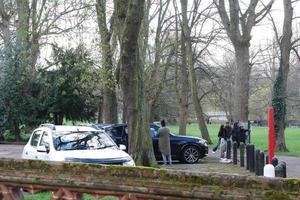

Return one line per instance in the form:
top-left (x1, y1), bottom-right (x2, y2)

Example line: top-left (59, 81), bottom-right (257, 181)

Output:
top-left (181, 146), bottom-right (200, 164)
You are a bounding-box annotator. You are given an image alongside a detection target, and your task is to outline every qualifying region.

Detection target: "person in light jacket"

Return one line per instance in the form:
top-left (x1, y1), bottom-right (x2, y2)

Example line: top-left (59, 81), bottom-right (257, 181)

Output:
top-left (158, 120), bottom-right (172, 165)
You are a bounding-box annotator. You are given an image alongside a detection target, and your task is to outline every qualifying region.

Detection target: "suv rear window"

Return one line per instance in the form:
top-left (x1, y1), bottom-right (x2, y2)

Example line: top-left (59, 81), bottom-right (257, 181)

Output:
top-left (110, 126), bottom-right (125, 137)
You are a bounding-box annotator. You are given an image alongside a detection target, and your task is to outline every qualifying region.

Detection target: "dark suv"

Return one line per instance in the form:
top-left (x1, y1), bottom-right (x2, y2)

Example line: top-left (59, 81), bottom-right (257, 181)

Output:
top-left (93, 124), bottom-right (208, 164)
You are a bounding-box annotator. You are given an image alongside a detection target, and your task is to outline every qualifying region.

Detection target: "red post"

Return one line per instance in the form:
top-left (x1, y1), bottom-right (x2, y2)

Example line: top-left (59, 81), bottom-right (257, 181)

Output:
top-left (268, 106), bottom-right (275, 164)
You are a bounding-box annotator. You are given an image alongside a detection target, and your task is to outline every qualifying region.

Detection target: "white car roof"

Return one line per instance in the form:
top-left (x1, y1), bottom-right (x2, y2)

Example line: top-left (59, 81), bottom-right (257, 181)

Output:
top-left (38, 124), bottom-right (98, 132)
top-left (54, 125), bottom-right (97, 132)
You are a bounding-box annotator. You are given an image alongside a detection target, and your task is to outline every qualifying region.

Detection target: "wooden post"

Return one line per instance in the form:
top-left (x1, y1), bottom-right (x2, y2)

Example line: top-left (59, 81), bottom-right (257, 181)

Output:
top-left (233, 142), bottom-right (237, 165)
top-left (258, 151), bottom-right (265, 176)
top-left (240, 143), bottom-right (245, 167)
top-left (255, 149), bottom-right (260, 175)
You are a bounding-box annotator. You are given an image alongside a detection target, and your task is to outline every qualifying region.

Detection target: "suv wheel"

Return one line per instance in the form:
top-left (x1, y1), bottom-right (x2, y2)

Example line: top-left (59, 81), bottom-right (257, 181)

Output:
top-left (181, 146), bottom-right (200, 164)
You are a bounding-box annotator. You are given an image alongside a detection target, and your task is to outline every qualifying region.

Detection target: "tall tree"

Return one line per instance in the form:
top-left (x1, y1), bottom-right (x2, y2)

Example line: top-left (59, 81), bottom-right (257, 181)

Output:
top-left (39, 45), bottom-right (98, 125)
top-left (117, 0), bottom-right (157, 166)
top-left (0, 44), bottom-right (31, 142)
top-left (143, 0), bottom-right (173, 123)
top-left (173, 0), bottom-right (189, 135)
top-left (0, 1), bottom-right (94, 140)
top-left (180, 0), bottom-right (212, 143)
top-left (16, 0), bottom-right (29, 49)
top-left (96, 0), bottom-right (118, 124)
top-left (113, 0), bottom-right (128, 123)
top-left (214, 0), bottom-right (274, 121)
top-left (271, 0), bottom-right (293, 151)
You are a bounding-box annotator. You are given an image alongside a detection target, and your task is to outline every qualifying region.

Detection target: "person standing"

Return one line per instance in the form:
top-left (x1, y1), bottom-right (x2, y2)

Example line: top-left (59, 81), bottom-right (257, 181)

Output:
top-left (219, 121), bottom-right (232, 160)
top-left (158, 120), bottom-right (172, 165)
top-left (223, 121), bottom-right (232, 141)
top-left (212, 124), bottom-right (225, 153)
top-left (240, 125), bottom-right (248, 145)
top-left (231, 122), bottom-right (241, 147)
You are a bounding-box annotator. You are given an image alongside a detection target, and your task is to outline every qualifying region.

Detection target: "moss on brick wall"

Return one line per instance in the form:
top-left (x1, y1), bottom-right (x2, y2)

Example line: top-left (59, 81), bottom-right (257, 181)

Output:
top-left (0, 158), bottom-right (299, 199)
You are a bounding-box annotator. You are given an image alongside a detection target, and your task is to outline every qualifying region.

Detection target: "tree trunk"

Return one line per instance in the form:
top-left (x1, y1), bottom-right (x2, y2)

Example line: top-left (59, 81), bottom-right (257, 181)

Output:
top-left (272, 66), bottom-right (288, 151)
top-left (16, 0), bottom-right (30, 49)
top-left (271, 0), bottom-right (292, 152)
top-left (97, 97), bottom-right (103, 123)
top-left (54, 114), bottom-right (63, 125)
top-left (122, 101), bottom-right (127, 123)
top-left (118, 0), bottom-right (156, 166)
top-left (233, 45), bottom-right (251, 121)
top-left (139, 0), bottom-right (151, 63)
top-left (96, 0), bottom-right (118, 124)
top-left (13, 121), bottom-right (21, 142)
top-left (103, 88), bottom-right (118, 123)
top-left (189, 64), bottom-right (212, 143)
top-left (178, 31), bottom-right (189, 136)
top-left (29, 0), bottom-right (40, 74)
top-left (215, 0), bottom-right (273, 122)
top-left (180, 0), bottom-right (211, 143)
top-left (135, 63), bottom-right (157, 166)
top-left (0, 0), bottom-right (11, 47)
top-left (29, 36), bottom-right (40, 74)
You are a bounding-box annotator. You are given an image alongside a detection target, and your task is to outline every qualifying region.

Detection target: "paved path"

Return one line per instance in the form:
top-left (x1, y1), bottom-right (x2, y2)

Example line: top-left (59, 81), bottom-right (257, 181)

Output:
top-left (0, 144), bottom-right (23, 159)
top-left (0, 144), bottom-right (299, 178)
top-left (164, 148), bottom-right (300, 178)
top-left (277, 155), bottom-right (300, 178)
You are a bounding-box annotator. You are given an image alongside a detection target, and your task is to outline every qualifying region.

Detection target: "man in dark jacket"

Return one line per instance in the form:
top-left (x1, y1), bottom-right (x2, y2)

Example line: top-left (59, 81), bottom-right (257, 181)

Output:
top-left (219, 121), bottom-right (232, 159)
top-left (232, 121), bottom-right (242, 147)
top-left (212, 124), bottom-right (224, 153)
top-left (158, 120), bottom-right (172, 165)
top-left (224, 121), bottom-right (232, 140)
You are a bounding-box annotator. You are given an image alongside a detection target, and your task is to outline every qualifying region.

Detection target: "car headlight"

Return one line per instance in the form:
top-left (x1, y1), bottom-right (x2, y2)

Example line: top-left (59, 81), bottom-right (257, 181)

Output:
top-left (198, 139), bottom-right (208, 146)
top-left (123, 158), bottom-right (135, 166)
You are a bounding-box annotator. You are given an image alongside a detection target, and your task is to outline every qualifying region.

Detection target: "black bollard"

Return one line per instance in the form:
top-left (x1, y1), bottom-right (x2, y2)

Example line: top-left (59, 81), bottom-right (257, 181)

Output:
top-left (279, 161), bottom-right (287, 178)
top-left (275, 164), bottom-right (284, 177)
top-left (226, 140), bottom-right (231, 159)
top-left (266, 155), bottom-right (269, 164)
top-left (233, 142), bottom-right (237, 165)
top-left (246, 145), bottom-right (250, 170)
top-left (255, 149), bottom-right (260, 176)
top-left (248, 144), bottom-right (255, 172)
top-left (240, 143), bottom-right (245, 167)
top-left (272, 157), bottom-right (278, 167)
top-left (258, 151), bottom-right (265, 176)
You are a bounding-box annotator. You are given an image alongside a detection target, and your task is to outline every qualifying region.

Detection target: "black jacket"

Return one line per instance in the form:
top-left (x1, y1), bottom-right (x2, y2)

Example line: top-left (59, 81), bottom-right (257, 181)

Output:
top-left (224, 126), bottom-right (232, 140)
top-left (218, 125), bottom-right (232, 140)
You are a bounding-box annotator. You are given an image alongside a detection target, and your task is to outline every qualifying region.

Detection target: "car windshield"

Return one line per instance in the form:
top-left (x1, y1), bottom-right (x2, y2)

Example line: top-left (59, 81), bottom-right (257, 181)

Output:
top-left (53, 131), bottom-right (116, 151)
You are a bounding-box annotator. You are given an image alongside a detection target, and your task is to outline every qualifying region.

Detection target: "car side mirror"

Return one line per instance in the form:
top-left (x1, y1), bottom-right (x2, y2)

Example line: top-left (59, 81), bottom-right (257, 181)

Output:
top-left (37, 145), bottom-right (50, 153)
top-left (119, 144), bottom-right (126, 151)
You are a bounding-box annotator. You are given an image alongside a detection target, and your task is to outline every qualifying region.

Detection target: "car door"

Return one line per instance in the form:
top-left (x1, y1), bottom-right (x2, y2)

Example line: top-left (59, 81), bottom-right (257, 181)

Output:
top-left (150, 128), bottom-right (160, 158)
top-left (23, 130), bottom-right (43, 159)
top-left (36, 131), bottom-right (51, 161)
top-left (169, 134), bottom-right (181, 157)
top-left (110, 126), bottom-right (126, 145)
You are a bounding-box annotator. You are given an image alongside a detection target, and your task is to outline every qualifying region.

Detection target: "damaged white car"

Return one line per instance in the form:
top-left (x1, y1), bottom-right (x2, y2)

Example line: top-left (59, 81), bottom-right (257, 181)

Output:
top-left (22, 124), bottom-right (135, 166)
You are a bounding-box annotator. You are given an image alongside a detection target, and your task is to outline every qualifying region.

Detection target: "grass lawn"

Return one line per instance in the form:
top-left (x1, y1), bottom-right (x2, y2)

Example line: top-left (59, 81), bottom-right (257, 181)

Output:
top-left (169, 123), bottom-right (300, 157)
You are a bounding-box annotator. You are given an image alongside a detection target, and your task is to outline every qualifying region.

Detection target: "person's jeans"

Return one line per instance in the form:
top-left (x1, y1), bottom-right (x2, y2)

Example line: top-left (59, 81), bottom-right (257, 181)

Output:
top-left (162, 154), bottom-right (172, 165)
top-left (213, 137), bottom-right (221, 152)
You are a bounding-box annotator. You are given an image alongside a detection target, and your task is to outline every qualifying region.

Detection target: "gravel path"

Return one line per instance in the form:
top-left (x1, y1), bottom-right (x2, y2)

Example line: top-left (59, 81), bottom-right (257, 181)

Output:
top-left (162, 148), bottom-right (300, 178)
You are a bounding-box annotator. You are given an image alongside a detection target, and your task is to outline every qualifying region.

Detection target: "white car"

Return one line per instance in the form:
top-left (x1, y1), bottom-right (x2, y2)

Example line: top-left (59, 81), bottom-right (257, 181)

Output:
top-left (22, 124), bottom-right (135, 166)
